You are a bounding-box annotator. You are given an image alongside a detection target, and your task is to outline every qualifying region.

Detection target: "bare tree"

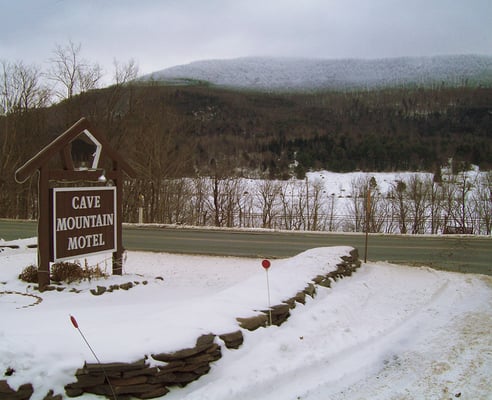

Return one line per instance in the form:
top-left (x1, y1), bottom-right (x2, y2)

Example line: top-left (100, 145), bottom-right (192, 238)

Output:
top-left (441, 178), bottom-right (457, 232)
top-left (449, 164), bottom-right (475, 231)
top-left (0, 61), bottom-right (12, 115)
top-left (368, 189), bottom-right (387, 233)
top-left (407, 175), bottom-right (429, 234)
top-left (14, 62), bottom-right (50, 111)
top-left (326, 192), bottom-right (338, 231)
top-left (427, 176), bottom-right (444, 234)
top-left (130, 108), bottom-right (193, 223)
top-left (306, 178), bottom-right (324, 231)
top-left (157, 178), bottom-right (192, 224)
top-left (228, 178), bottom-right (248, 227)
top-left (347, 176), bottom-right (388, 233)
top-left (105, 58), bottom-right (139, 123)
top-left (190, 177), bottom-right (210, 226)
top-left (346, 176), bottom-right (370, 232)
top-left (239, 189), bottom-right (255, 228)
top-left (206, 159), bottom-right (246, 227)
top-left (346, 179), bottom-right (362, 232)
top-left (1, 60), bottom-right (49, 114)
top-left (78, 62), bottom-right (103, 93)
top-left (206, 174), bottom-right (244, 228)
top-left (391, 179), bottom-right (408, 234)
top-left (0, 60), bottom-right (51, 218)
top-left (279, 180), bottom-right (306, 230)
top-left (471, 171), bottom-right (492, 234)
top-left (113, 58), bottom-right (139, 86)
top-left (47, 40), bottom-right (102, 100)
top-left (210, 158), bottom-right (221, 226)
top-left (255, 180), bottom-right (281, 229)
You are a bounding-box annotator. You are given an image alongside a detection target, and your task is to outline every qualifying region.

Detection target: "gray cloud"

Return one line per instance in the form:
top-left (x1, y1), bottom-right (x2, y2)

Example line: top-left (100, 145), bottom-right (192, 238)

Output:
top-left (1, 0), bottom-right (490, 80)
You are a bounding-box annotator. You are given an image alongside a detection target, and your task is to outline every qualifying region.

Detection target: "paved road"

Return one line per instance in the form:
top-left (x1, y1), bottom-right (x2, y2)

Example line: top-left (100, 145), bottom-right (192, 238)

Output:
top-left (1, 219), bottom-right (490, 275)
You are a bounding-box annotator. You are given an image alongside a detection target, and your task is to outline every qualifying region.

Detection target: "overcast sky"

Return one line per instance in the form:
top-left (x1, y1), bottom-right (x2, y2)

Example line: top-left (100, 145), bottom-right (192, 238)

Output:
top-left (1, 0), bottom-right (491, 81)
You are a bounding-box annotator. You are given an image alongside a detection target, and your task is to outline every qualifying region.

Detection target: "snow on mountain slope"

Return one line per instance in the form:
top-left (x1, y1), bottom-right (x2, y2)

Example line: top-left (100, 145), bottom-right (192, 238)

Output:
top-left (144, 55), bottom-right (492, 90)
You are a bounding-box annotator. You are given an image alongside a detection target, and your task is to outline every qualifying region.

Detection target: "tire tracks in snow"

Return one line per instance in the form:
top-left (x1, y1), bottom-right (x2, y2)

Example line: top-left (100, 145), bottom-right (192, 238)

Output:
top-left (233, 266), bottom-right (454, 400)
top-left (172, 263), bottom-right (460, 400)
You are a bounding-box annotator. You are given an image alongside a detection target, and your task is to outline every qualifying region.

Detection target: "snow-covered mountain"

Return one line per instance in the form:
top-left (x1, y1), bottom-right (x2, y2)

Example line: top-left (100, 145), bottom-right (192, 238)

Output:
top-left (143, 55), bottom-right (492, 90)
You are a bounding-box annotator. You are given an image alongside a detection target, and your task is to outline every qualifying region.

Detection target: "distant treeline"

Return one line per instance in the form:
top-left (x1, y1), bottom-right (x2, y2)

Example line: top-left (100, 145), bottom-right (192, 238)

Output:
top-left (1, 81), bottom-right (491, 220)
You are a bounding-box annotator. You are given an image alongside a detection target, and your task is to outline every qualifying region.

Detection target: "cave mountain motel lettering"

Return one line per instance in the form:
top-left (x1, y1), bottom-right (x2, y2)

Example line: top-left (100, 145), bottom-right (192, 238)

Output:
top-left (52, 187), bottom-right (116, 261)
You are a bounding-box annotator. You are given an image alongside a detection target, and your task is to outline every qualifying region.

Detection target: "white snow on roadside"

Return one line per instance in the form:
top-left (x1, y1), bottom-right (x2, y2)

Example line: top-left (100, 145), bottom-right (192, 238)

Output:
top-left (1, 238), bottom-right (491, 400)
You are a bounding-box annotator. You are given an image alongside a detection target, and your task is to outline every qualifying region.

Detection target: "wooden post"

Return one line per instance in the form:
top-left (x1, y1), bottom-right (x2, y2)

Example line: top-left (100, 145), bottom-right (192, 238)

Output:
top-left (112, 162), bottom-right (123, 275)
top-left (38, 166), bottom-right (51, 290)
top-left (364, 188), bottom-right (371, 263)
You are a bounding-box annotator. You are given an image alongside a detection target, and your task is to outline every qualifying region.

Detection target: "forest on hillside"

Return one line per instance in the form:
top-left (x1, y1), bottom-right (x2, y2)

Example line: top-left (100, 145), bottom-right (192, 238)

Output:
top-left (1, 76), bottom-right (491, 222)
top-left (3, 82), bottom-right (492, 173)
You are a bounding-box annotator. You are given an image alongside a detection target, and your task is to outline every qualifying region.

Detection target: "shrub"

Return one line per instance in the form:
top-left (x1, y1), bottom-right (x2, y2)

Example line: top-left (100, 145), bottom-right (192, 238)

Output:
top-left (18, 265), bottom-right (38, 283)
top-left (51, 261), bottom-right (84, 283)
top-left (51, 260), bottom-right (108, 283)
top-left (19, 261), bottom-right (107, 285)
top-left (83, 263), bottom-right (106, 281)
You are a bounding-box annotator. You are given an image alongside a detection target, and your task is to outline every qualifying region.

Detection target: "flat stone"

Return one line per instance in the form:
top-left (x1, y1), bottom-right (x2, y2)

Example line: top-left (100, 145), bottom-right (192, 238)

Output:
top-left (64, 384), bottom-right (84, 398)
top-left (113, 383), bottom-right (164, 395)
top-left (284, 297), bottom-right (297, 309)
top-left (109, 375), bottom-right (148, 386)
top-left (312, 275), bottom-right (326, 284)
top-left (185, 345), bottom-right (221, 364)
top-left (294, 291), bottom-right (306, 304)
top-left (0, 380), bottom-right (14, 394)
top-left (219, 330), bottom-right (244, 349)
top-left (318, 278), bottom-right (332, 287)
top-left (122, 367), bottom-right (159, 379)
top-left (66, 373), bottom-right (105, 388)
top-left (303, 283), bottom-right (316, 297)
top-left (195, 334), bottom-right (215, 347)
top-left (155, 361), bottom-right (186, 373)
top-left (152, 341), bottom-right (216, 362)
top-left (43, 389), bottom-right (63, 400)
top-left (84, 359), bottom-right (147, 374)
top-left (136, 386), bottom-right (170, 399)
top-left (0, 383), bottom-right (34, 400)
top-left (119, 282), bottom-right (134, 290)
top-left (147, 373), bottom-right (178, 385)
top-left (170, 372), bottom-right (199, 384)
top-left (236, 314), bottom-right (268, 331)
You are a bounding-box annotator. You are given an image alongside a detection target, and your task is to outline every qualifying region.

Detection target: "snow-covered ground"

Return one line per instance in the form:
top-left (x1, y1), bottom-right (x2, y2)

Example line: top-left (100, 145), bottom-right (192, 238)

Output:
top-left (1, 238), bottom-right (491, 400)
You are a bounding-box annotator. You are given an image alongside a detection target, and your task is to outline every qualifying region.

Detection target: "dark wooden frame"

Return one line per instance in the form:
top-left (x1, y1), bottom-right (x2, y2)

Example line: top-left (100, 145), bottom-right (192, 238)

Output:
top-left (15, 118), bottom-right (136, 290)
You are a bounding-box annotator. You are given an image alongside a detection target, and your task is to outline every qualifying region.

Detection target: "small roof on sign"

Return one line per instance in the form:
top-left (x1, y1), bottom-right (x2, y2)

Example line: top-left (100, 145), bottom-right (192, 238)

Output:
top-left (14, 118), bottom-right (136, 183)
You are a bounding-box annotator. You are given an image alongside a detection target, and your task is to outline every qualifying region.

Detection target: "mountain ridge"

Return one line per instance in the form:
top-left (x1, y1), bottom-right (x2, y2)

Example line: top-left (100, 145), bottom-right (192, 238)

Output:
top-left (143, 54), bottom-right (492, 90)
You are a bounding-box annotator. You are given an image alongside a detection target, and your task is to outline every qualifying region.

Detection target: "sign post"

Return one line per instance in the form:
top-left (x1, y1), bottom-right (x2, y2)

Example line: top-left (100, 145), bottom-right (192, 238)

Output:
top-left (15, 118), bottom-right (136, 290)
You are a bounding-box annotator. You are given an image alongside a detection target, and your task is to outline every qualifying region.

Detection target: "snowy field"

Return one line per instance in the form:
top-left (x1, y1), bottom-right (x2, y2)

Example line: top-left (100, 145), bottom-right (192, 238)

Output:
top-left (1, 238), bottom-right (491, 400)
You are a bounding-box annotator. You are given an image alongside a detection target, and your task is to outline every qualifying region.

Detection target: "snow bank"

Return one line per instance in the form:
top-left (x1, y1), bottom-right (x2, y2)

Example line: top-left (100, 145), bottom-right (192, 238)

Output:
top-left (1, 239), bottom-right (490, 399)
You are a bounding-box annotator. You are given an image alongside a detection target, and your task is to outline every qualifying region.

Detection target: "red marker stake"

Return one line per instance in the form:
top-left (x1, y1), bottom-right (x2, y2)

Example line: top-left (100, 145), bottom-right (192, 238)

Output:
top-left (70, 315), bottom-right (117, 399)
top-left (262, 260), bottom-right (272, 326)
top-left (70, 315), bottom-right (101, 363)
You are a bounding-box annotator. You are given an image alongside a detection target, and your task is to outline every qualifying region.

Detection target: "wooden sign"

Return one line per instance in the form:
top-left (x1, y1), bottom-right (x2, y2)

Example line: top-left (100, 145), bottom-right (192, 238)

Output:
top-left (51, 187), bottom-right (117, 261)
top-left (15, 118), bottom-right (136, 290)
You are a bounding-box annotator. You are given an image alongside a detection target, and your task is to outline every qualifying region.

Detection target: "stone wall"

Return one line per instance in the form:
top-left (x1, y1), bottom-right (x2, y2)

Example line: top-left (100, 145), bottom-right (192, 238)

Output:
top-left (1, 248), bottom-right (360, 399)
top-left (236, 248), bottom-right (361, 331)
